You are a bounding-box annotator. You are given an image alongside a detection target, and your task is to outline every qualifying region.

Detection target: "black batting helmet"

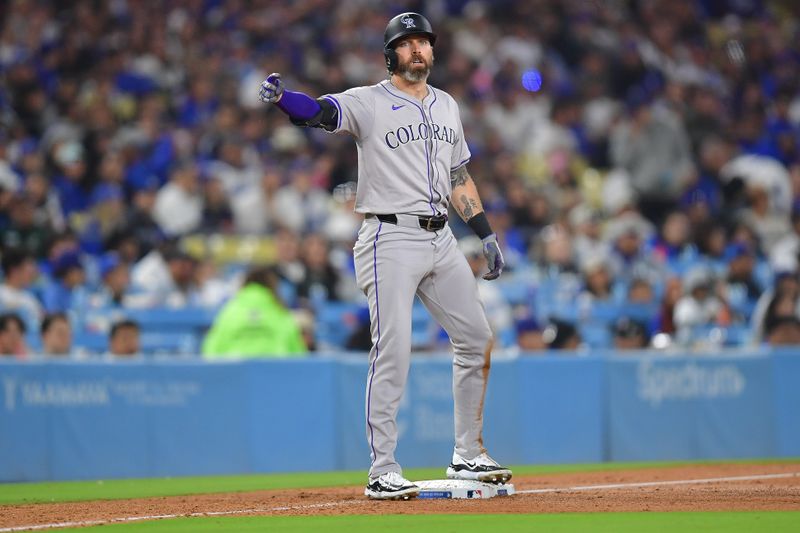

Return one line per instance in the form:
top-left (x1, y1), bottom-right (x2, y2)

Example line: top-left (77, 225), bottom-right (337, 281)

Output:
top-left (383, 12), bottom-right (437, 73)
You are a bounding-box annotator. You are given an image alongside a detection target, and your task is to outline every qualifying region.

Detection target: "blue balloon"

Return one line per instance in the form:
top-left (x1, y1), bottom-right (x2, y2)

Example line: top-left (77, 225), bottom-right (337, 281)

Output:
top-left (522, 69), bottom-right (543, 92)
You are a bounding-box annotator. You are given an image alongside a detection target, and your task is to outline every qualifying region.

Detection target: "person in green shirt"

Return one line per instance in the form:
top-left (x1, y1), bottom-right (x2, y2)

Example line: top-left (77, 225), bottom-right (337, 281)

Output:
top-left (202, 266), bottom-right (307, 358)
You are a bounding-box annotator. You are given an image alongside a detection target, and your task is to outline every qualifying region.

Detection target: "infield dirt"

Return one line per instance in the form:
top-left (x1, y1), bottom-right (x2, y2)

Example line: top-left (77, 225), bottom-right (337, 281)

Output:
top-left (2, 463), bottom-right (798, 529)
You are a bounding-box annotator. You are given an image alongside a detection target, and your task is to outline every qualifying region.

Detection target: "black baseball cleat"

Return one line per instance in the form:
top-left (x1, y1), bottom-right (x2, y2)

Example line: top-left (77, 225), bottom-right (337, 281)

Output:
top-left (446, 452), bottom-right (513, 484)
top-left (364, 471), bottom-right (421, 500)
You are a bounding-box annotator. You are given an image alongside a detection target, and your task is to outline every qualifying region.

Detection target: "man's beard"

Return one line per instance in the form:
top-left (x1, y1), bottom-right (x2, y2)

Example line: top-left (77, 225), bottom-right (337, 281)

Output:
top-left (396, 55), bottom-right (433, 82)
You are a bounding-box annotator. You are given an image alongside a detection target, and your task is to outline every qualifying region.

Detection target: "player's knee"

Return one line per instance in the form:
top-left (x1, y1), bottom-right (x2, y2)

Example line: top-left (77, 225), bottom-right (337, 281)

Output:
top-left (452, 325), bottom-right (493, 360)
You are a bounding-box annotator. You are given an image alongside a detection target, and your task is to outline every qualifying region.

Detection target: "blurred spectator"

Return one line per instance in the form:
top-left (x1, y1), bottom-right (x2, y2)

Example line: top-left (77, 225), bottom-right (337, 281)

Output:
top-left (107, 319), bottom-right (141, 358)
top-left (628, 276), bottom-right (656, 305)
top-left (296, 233), bottom-right (342, 306)
top-left (673, 267), bottom-right (730, 345)
top-left (293, 308), bottom-right (317, 353)
top-left (458, 236), bottom-right (514, 345)
top-left (40, 312), bottom-right (73, 357)
top-left (649, 211), bottom-right (698, 271)
top-left (114, 186), bottom-right (164, 259)
top-left (272, 163), bottom-right (331, 235)
top-left (694, 222), bottom-right (729, 274)
top-left (532, 224), bottom-right (578, 277)
top-left (605, 212), bottom-right (659, 282)
top-left (88, 253), bottom-right (132, 308)
top-left (345, 306), bottom-right (373, 352)
top-left (41, 249), bottom-right (88, 312)
top-left (569, 203), bottom-right (607, 269)
top-left (578, 252), bottom-right (614, 301)
top-left (24, 172), bottom-right (65, 232)
top-left (0, 313), bottom-right (28, 358)
top-left (722, 242), bottom-right (763, 315)
top-left (273, 227), bottom-right (305, 305)
top-left (207, 137), bottom-right (262, 228)
top-left (739, 178), bottom-right (791, 254)
top-left (0, 249), bottom-right (43, 323)
top-left (0, 193), bottom-right (51, 257)
top-left (49, 140), bottom-right (90, 218)
top-left (152, 163), bottom-right (203, 237)
top-left (199, 177), bottom-right (234, 233)
top-left (542, 318), bottom-right (581, 351)
top-left (720, 153), bottom-right (792, 222)
top-left (609, 89), bottom-right (694, 225)
top-left (611, 317), bottom-right (650, 350)
top-left (769, 203), bottom-right (800, 273)
top-left (515, 318), bottom-right (546, 352)
top-left (130, 246), bottom-right (199, 307)
top-left (202, 266), bottom-right (307, 358)
top-left (654, 277), bottom-right (683, 336)
top-left (79, 184), bottom-right (128, 254)
top-left (751, 270), bottom-right (800, 343)
top-left (765, 316), bottom-right (800, 346)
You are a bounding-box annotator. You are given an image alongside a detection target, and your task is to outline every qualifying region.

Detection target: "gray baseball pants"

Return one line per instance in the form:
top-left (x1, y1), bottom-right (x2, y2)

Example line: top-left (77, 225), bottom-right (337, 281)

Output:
top-left (354, 216), bottom-right (494, 479)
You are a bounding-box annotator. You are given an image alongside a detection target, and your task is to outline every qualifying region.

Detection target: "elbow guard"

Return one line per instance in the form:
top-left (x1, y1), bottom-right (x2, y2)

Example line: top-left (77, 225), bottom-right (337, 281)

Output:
top-left (290, 98), bottom-right (338, 131)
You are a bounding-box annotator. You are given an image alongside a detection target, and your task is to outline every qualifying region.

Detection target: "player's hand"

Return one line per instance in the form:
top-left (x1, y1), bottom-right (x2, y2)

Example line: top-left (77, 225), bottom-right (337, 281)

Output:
top-left (481, 234), bottom-right (504, 281)
top-left (259, 73), bottom-right (284, 103)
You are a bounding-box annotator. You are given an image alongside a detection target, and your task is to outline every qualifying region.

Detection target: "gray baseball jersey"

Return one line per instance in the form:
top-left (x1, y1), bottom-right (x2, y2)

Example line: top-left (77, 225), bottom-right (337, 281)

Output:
top-left (322, 79), bottom-right (471, 216)
top-left (324, 79), bottom-right (494, 479)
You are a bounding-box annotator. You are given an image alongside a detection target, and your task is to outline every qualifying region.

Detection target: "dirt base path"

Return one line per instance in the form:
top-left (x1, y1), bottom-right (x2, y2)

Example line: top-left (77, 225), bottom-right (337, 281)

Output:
top-left (2, 463), bottom-right (799, 530)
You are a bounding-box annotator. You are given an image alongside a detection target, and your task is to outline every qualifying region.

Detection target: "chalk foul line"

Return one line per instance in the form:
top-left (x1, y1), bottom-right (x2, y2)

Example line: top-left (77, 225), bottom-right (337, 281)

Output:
top-left (515, 471), bottom-right (800, 494)
top-left (1, 471), bottom-right (798, 532)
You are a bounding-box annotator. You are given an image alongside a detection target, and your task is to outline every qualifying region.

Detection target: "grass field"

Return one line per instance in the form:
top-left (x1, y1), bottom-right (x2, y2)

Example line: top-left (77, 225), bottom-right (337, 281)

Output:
top-left (72, 512), bottom-right (800, 532)
top-left (2, 459), bottom-right (799, 532)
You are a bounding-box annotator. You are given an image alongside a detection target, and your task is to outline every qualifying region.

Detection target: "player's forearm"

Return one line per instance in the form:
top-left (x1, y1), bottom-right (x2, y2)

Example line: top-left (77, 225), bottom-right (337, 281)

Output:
top-left (452, 183), bottom-right (484, 222)
top-left (275, 89), bottom-right (321, 121)
top-left (450, 167), bottom-right (496, 240)
top-left (450, 166), bottom-right (484, 222)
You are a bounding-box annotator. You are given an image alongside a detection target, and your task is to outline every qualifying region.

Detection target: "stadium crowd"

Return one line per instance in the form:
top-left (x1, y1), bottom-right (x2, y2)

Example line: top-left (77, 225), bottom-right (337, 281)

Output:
top-left (1, 0), bottom-right (800, 357)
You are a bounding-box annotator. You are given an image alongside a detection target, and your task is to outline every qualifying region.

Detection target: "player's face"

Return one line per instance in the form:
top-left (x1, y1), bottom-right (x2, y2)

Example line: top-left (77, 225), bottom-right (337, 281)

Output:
top-left (394, 35), bottom-right (434, 82)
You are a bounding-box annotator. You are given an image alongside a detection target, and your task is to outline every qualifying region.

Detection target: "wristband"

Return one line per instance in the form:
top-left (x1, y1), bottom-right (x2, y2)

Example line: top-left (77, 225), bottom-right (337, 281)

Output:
top-left (467, 211), bottom-right (493, 240)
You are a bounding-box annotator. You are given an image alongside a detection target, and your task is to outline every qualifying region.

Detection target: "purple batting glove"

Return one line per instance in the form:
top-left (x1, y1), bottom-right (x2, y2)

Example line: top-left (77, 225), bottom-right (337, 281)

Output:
top-left (482, 234), bottom-right (505, 280)
top-left (259, 72), bottom-right (284, 103)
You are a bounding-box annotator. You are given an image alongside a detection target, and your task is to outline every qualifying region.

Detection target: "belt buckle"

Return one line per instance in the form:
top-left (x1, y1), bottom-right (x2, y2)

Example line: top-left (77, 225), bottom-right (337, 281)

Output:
top-left (423, 215), bottom-right (446, 231)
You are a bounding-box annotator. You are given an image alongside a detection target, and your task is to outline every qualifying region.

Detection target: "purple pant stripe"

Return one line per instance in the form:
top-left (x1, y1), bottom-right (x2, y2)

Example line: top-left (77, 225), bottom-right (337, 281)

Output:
top-left (365, 222), bottom-right (383, 465)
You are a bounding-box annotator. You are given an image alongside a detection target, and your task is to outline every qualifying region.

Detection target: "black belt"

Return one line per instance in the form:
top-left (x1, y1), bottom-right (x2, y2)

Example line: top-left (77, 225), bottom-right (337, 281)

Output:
top-left (366, 213), bottom-right (448, 231)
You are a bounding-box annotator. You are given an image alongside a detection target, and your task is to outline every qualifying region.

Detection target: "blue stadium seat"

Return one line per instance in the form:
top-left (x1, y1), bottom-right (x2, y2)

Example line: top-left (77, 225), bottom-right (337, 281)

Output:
top-left (579, 322), bottom-right (613, 349)
top-left (314, 301), bottom-right (363, 350)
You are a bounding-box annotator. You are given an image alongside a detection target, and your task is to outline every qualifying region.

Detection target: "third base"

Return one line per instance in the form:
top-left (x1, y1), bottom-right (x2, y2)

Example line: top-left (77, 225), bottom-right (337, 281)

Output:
top-left (416, 479), bottom-right (515, 499)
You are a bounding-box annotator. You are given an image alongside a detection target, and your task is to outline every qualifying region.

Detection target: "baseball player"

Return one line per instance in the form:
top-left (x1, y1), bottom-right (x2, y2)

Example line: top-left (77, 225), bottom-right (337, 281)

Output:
top-left (259, 12), bottom-right (511, 500)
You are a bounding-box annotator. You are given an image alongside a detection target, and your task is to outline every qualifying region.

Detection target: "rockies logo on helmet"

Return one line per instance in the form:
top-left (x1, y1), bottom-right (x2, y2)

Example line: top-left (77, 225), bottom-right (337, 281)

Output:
top-left (401, 15), bottom-right (416, 28)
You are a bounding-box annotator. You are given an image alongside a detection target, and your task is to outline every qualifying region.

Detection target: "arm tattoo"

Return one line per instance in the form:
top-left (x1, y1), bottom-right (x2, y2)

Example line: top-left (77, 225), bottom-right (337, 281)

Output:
top-left (450, 165), bottom-right (470, 188)
top-left (459, 194), bottom-right (479, 220)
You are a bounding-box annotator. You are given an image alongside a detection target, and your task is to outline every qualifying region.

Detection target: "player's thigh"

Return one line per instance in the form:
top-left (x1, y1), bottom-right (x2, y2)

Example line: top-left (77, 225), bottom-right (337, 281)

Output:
top-left (417, 245), bottom-right (492, 348)
top-left (354, 223), bottom-right (430, 339)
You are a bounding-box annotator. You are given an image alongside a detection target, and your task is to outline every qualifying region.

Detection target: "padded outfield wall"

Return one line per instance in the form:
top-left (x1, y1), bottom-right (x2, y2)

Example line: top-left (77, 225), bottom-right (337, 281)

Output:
top-left (0, 349), bottom-right (798, 482)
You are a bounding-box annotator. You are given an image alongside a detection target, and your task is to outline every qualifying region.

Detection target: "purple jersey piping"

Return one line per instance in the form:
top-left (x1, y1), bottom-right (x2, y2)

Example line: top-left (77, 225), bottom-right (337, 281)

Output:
top-left (451, 156), bottom-right (471, 171)
top-left (427, 87), bottom-right (442, 205)
top-left (380, 81), bottom-right (436, 216)
top-left (323, 95), bottom-right (343, 130)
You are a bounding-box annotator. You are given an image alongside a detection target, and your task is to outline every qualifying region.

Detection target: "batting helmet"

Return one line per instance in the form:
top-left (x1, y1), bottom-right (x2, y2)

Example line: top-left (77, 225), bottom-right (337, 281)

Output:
top-left (383, 12), bottom-right (437, 73)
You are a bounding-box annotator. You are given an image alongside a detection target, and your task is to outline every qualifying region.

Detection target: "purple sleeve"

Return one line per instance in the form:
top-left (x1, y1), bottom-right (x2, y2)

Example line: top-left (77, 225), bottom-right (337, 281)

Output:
top-left (276, 90), bottom-right (321, 121)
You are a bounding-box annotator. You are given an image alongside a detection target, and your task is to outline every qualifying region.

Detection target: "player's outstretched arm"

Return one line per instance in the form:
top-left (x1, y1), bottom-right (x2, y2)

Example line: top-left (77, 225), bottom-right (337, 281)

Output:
top-left (451, 165), bottom-right (505, 280)
top-left (258, 73), bottom-right (338, 130)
